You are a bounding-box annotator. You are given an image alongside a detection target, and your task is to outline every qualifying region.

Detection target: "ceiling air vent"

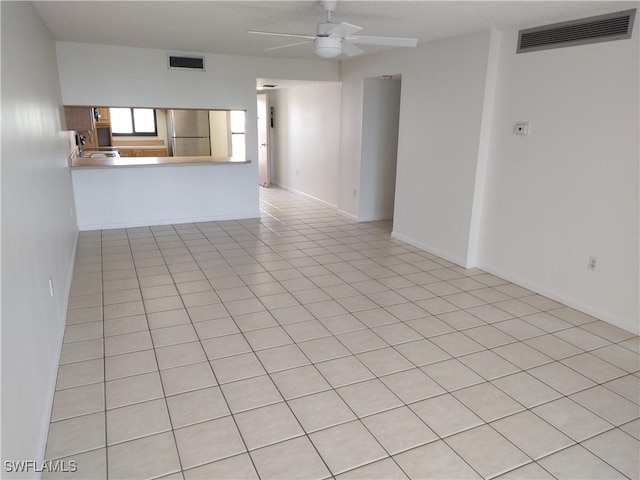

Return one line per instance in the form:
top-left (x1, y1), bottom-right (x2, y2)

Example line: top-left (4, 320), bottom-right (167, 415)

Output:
top-left (167, 55), bottom-right (205, 71)
top-left (517, 9), bottom-right (636, 53)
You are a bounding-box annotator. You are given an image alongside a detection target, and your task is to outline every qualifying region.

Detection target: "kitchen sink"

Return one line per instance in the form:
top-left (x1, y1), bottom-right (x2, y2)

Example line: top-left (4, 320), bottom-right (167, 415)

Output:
top-left (81, 151), bottom-right (120, 158)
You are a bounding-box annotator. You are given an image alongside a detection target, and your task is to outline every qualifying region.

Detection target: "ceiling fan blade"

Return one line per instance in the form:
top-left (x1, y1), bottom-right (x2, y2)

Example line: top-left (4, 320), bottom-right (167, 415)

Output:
top-left (249, 30), bottom-right (316, 40)
top-left (341, 42), bottom-right (364, 57)
top-left (326, 22), bottom-right (362, 38)
top-left (264, 40), bottom-right (313, 52)
top-left (346, 35), bottom-right (418, 47)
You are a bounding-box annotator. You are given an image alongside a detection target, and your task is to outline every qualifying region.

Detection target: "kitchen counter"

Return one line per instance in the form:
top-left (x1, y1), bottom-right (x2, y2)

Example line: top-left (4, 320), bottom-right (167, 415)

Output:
top-left (71, 155), bottom-right (251, 168)
top-left (70, 154), bottom-right (258, 230)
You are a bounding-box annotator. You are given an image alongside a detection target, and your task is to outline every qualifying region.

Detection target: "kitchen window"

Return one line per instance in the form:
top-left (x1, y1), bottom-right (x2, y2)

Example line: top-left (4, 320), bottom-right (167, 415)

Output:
top-left (110, 108), bottom-right (158, 136)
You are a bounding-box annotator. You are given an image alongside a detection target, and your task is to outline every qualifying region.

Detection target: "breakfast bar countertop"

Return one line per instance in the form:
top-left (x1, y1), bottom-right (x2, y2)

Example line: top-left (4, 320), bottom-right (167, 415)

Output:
top-left (70, 155), bottom-right (251, 168)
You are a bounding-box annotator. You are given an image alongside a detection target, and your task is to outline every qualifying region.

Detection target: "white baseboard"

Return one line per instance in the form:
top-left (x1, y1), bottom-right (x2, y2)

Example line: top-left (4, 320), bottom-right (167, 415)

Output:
top-left (390, 228), bottom-right (638, 334)
top-left (271, 182), bottom-right (363, 222)
top-left (358, 215), bottom-right (394, 222)
top-left (270, 182), bottom-right (339, 210)
top-left (337, 209), bottom-right (358, 221)
top-left (478, 262), bottom-right (639, 335)
top-left (391, 230), bottom-right (467, 267)
top-left (38, 229), bottom-right (79, 466)
top-left (78, 211), bottom-right (261, 231)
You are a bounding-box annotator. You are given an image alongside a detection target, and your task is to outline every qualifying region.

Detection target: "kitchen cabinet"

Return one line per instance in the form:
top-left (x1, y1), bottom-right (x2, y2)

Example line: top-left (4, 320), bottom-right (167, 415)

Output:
top-left (96, 107), bottom-right (110, 126)
top-left (143, 148), bottom-right (168, 157)
top-left (116, 147), bottom-right (168, 157)
top-left (80, 131), bottom-right (99, 149)
top-left (64, 107), bottom-right (96, 131)
top-left (96, 126), bottom-right (112, 147)
top-left (116, 148), bottom-right (132, 157)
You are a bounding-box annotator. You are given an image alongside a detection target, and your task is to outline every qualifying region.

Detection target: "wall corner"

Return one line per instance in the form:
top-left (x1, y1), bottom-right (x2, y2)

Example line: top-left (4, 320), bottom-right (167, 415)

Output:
top-left (465, 28), bottom-right (503, 267)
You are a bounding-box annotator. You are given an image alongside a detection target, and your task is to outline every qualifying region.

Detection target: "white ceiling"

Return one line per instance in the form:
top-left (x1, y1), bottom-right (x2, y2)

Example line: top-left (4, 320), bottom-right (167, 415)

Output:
top-left (33, 1), bottom-right (634, 61)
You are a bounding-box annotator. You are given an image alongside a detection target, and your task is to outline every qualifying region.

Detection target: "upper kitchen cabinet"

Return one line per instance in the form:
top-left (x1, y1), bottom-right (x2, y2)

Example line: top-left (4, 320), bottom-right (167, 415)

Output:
top-left (96, 107), bottom-right (110, 126)
top-left (64, 106), bottom-right (96, 131)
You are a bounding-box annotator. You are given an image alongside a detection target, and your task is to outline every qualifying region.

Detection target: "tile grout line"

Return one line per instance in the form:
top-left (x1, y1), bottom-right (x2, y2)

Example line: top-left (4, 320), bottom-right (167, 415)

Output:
top-left (100, 231), bottom-right (109, 480)
top-left (130, 225), bottom-right (186, 478)
top-left (154, 222), bottom-right (263, 478)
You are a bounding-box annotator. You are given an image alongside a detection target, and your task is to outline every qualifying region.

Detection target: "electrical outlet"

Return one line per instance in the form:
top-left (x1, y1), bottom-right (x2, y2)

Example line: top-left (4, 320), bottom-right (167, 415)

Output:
top-left (353, 189), bottom-right (357, 197)
top-left (296, 170), bottom-right (299, 176)
top-left (48, 276), bottom-right (55, 298)
top-left (587, 256), bottom-right (598, 272)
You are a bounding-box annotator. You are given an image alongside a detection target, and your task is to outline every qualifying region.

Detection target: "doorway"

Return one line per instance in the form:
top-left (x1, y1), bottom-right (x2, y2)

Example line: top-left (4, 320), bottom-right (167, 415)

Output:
top-left (359, 75), bottom-right (402, 221)
top-left (257, 93), bottom-right (270, 187)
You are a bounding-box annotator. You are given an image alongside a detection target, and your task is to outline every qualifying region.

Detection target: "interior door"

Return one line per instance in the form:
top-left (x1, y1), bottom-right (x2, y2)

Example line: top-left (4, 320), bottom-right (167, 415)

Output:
top-left (257, 93), bottom-right (270, 187)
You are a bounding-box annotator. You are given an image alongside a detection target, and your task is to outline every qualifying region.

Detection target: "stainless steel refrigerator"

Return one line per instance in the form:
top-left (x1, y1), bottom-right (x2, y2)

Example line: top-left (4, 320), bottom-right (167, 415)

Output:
top-left (167, 109), bottom-right (211, 156)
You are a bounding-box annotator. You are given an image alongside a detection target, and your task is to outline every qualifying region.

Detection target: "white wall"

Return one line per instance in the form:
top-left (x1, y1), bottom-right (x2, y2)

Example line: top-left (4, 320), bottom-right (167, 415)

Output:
top-left (340, 31), bottom-right (495, 263)
top-left (359, 77), bottom-right (402, 221)
top-left (55, 41), bottom-right (340, 219)
top-left (479, 17), bottom-right (640, 333)
top-left (56, 42), bottom-right (339, 109)
top-left (269, 82), bottom-right (342, 206)
top-left (340, 17), bottom-right (638, 332)
top-left (1, 2), bottom-right (79, 473)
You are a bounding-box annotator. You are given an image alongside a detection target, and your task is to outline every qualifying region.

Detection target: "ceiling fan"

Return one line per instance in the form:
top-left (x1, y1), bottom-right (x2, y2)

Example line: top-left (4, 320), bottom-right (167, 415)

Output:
top-left (249, 0), bottom-right (418, 58)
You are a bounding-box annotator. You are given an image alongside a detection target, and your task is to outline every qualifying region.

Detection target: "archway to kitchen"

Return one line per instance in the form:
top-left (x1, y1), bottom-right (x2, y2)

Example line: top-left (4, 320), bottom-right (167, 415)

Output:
top-left (256, 78), bottom-right (342, 208)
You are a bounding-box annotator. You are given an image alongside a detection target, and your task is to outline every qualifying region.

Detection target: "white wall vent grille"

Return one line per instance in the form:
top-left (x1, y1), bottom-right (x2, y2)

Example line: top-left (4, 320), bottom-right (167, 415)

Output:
top-left (517, 9), bottom-right (635, 53)
top-left (167, 55), bottom-right (205, 71)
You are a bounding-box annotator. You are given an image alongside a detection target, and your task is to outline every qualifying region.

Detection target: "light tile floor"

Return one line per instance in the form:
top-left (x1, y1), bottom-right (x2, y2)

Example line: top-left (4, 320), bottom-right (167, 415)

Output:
top-left (45, 187), bottom-right (639, 479)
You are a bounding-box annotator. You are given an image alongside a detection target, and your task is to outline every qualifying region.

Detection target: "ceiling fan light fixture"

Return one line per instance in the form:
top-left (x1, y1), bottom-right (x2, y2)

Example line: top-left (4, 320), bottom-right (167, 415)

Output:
top-left (314, 36), bottom-right (341, 58)
top-left (250, 0), bottom-right (418, 59)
